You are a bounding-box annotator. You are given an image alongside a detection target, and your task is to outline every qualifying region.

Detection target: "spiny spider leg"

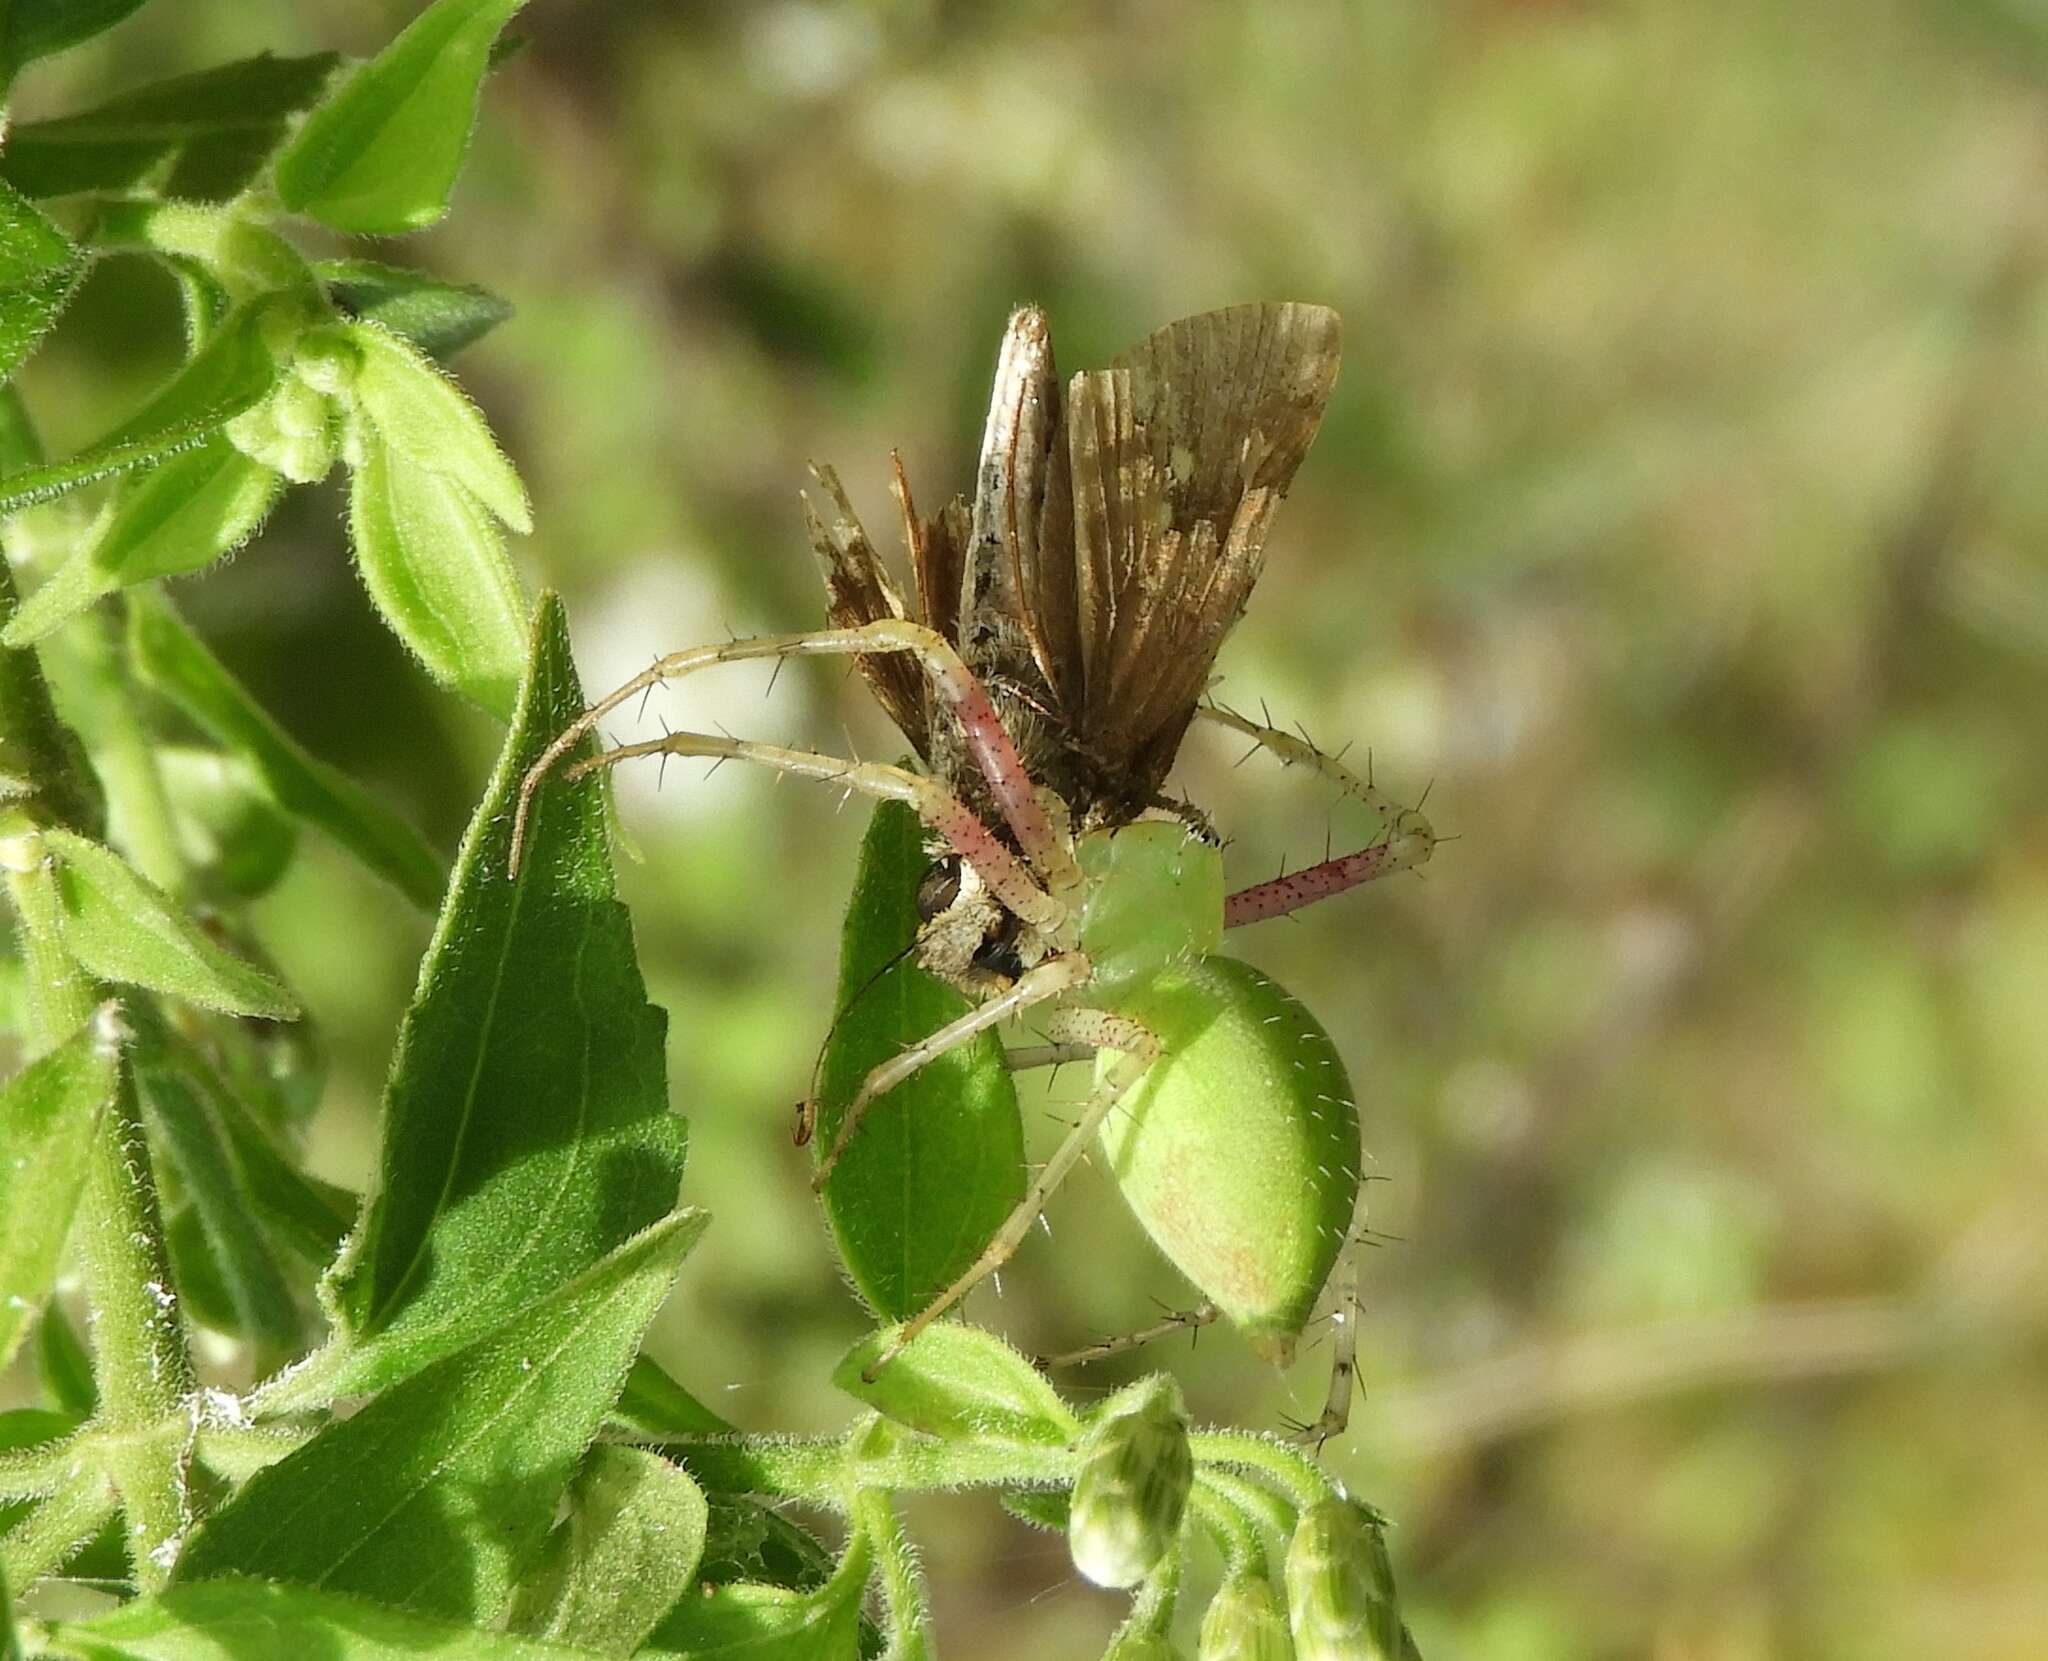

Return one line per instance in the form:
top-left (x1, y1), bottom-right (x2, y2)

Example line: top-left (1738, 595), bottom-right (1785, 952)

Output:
top-left (1197, 703), bottom-right (1439, 927)
top-left (1002, 1041), bottom-right (1098, 1072)
top-left (1037, 1303), bottom-right (1220, 1370)
top-left (862, 1006), bottom-right (1163, 1381)
top-left (511, 620), bottom-right (1083, 901)
top-left (558, 728), bottom-right (1061, 931)
top-left (1286, 1242), bottom-right (1361, 1452)
top-left (810, 952), bottom-right (1094, 1186)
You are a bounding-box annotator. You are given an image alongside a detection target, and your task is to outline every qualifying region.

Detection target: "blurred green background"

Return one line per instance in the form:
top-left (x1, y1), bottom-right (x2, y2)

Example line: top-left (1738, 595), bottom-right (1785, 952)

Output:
top-left (16, 1), bottom-right (2048, 1655)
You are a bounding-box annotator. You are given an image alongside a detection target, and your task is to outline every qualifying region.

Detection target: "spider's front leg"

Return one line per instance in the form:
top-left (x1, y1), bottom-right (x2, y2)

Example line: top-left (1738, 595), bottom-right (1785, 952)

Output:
top-left (552, 725), bottom-right (1061, 932)
top-left (511, 620), bottom-right (1082, 902)
top-left (805, 951), bottom-right (1094, 1185)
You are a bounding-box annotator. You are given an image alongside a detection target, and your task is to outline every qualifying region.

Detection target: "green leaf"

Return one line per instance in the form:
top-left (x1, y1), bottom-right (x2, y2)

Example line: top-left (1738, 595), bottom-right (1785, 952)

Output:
top-left (0, 303), bottom-right (278, 515)
top-left (347, 320), bottom-right (529, 530)
top-left (0, 179), bottom-right (83, 383)
top-left (695, 1497), bottom-right (845, 1597)
top-left (50, 1577), bottom-right (630, 1660)
top-left (175, 1210), bottom-right (701, 1622)
top-left (274, 0), bottom-right (530, 234)
top-left (0, 54), bottom-right (340, 201)
top-left (157, 747), bottom-right (299, 901)
top-left (646, 1528), bottom-right (868, 1660)
top-left (612, 1353), bottom-right (736, 1438)
top-left (0, 1013), bottom-right (117, 1370)
top-left (130, 1007), bottom-right (302, 1358)
top-left (319, 258), bottom-right (511, 357)
top-left (265, 595), bottom-right (685, 1408)
top-left (125, 592), bottom-right (445, 909)
top-left (35, 1303), bottom-right (96, 1417)
top-left (346, 429), bottom-right (527, 718)
top-left (40, 829), bottom-right (298, 1018)
top-left (814, 799), bottom-right (1024, 1319)
top-left (832, 1323), bottom-right (1080, 1447)
top-left (507, 1446), bottom-right (708, 1657)
top-left (0, 0), bottom-right (149, 85)
top-left (1, 440), bottom-right (283, 644)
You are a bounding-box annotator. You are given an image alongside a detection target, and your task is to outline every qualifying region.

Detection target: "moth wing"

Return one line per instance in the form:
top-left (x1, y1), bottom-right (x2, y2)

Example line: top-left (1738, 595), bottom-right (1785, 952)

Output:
top-left (967, 307), bottom-right (1084, 711)
top-left (1069, 302), bottom-right (1341, 791)
top-left (805, 463), bottom-right (931, 757)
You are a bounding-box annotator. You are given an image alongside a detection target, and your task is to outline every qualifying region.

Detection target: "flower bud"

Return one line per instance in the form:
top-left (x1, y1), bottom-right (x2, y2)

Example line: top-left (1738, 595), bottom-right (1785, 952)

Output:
top-left (1103, 1633), bottom-right (1187, 1661)
top-left (1285, 1500), bottom-right (1401, 1661)
top-left (1068, 1381), bottom-right (1194, 1589)
top-left (1198, 1572), bottom-right (1294, 1661)
top-left (291, 326), bottom-right (362, 398)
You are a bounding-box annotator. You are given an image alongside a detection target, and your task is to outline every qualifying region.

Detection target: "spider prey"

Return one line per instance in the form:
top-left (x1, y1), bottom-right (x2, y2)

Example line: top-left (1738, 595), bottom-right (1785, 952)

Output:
top-left (513, 303), bottom-right (1436, 1402)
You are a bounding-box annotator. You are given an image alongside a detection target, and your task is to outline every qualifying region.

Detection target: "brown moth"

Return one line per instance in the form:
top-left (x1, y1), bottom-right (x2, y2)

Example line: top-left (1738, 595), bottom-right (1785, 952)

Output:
top-left (805, 301), bottom-right (1344, 838)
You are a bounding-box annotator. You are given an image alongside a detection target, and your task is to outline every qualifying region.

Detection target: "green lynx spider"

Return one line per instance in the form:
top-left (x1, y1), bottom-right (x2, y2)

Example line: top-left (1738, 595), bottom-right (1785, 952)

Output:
top-left (511, 305), bottom-right (1437, 1422)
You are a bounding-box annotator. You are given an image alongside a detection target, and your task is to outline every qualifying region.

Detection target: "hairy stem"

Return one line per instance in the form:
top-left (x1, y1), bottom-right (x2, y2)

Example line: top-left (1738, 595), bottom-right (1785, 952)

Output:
top-left (1187, 1431), bottom-right (1337, 1512)
top-left (851, 1488), bottom-right (934, 1661)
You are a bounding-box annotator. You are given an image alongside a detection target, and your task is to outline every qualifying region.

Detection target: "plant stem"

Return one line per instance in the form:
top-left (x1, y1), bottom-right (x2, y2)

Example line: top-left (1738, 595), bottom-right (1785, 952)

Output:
top-left (666, 1430), bottom-right (1076, 1505)
top-left (0, 544), bottom-right (196, 1590)
top-left (0, 1464), bottom-right (117, 1591)
top-left (851, 1488), bottom-right (935, 1661)
top-left (0, 826), bottom-right (93, 1050)
top-left (1190, 1475), bottom-right (1267, 1578)
top-left (1194, 1464), bottom-right (1296, 1547)
top-left (1187, 1430), bottom-right (1337, 1511)
top-left (78, 1069), bottom-right (197, 1589)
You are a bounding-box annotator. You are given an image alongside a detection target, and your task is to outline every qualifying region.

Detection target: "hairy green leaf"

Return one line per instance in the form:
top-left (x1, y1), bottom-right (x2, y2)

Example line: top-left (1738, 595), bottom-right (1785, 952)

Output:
top-left (348, 320), bottom-right (529, 529)
top-left (50, 1577), bottom-right (627, 1660)
top-left (2, 440), bottom-right (283, 644)
top-left (695, 1496), bottom-right (847, 1598)
top-left (126, 592), bottom-right (445, 909)
top-left (0, 179), bottom-right (83, 383)
top-left (274, 0), bottom-right (530, 234)
top-left (346, 429), bottom-right (527, 718)
top-left (41, 829), bottom-right (298, 1018)
top-left (0, 1012), bottom-right (118, 1370)
top-left (508, 1446), bottom-right (708, 1657)
top-left (646, 1527), bottom-right (868, 1660)
top-left (130, 1007), bottom-right (302, 1358)
top-left (0, 1554), bottom-right (16, 1661)
top-left (0, 0), bottom-right (149, 85)
top-left (176, 1210), bottom-right (702, 1621)
top-left (319, 259), bottom-right (512, 357)
top-left (815, 799), bottom-right (1024, 1319)
top-left (612, 1353), bottom-right (736, 1438)
top-left (0, 303), bottom-right (277, 515)
top-left (36, 1303), bottom-right (96, 1417)
top-left (0, 53), bottom-right (340, 201)
top-left (267, 595), bottom-right (684, 1407)
top-left (833, 1323), bottom-right (1080, 1447)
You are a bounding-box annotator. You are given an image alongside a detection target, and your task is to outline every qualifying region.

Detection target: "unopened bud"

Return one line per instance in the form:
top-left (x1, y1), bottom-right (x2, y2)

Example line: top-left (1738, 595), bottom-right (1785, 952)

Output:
top-left (1285, 1500), bottom-right (1400, 1661)
top-left (1198, 1573), bottom-right (1293, 1661)
top-left (1068, 1380), bottom-right (1193, 1589)
top-left (1103, 1632), bottom-right (1187, 1661)
top-left (291, 326), bottom-right (362, 398)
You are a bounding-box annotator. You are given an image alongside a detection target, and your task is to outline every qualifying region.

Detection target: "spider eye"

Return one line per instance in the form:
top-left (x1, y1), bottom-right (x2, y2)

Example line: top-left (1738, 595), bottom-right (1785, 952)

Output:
top-left (915, 858), bottom-right (962, 922)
